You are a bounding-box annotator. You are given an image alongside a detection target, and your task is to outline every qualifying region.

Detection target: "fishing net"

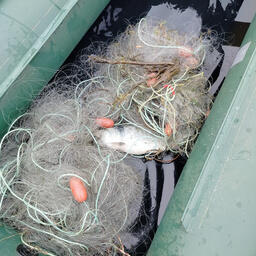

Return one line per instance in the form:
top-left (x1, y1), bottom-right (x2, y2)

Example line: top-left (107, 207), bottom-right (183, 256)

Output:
top-left (0, 10), bottom-right (221, 256)
top-left (85, 17), bottom-right (221, 156)
top-left (0, 88), bottom-right (143, 256)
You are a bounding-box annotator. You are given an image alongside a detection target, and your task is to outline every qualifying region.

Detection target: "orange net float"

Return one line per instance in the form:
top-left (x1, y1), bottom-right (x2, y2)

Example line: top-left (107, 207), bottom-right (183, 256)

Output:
top-left (178, 46), bottom-right (193, 58)
top-left (146, 77), bottom-right (157, 87)
top-left (164, 123), bottom-right (173, 137)
top-left (69, 177), bottom-right (88, 203)
top-left (146, 72), bottom-right (158, 87)
top-left (95, 117), bottom-right (115, 128)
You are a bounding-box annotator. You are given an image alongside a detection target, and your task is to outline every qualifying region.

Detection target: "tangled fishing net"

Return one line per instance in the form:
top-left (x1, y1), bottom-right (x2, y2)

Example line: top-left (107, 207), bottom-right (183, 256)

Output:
top-left (0, 10), bottom-right (221, 256)
top-left (0, 88), bottom-right (143, 256)
top-left (84, 17), bottom-right (221, 156)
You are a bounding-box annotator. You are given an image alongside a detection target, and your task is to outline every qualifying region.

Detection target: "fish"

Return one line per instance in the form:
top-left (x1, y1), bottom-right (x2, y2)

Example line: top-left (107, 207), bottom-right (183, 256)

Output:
top-left (98, 126), bottom-right (166, 155)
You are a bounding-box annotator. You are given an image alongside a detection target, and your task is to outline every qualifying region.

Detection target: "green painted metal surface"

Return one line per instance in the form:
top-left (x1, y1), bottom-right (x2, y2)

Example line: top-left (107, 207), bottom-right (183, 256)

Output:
top-left (147, 14), bottom-right (256, 256)
top-left (0, 0), bottom-right (109, 254)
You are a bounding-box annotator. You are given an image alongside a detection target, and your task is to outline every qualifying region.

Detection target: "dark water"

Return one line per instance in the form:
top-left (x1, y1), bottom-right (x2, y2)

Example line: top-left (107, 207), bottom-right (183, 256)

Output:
top-left (17, 0), bottom-right (246, 255)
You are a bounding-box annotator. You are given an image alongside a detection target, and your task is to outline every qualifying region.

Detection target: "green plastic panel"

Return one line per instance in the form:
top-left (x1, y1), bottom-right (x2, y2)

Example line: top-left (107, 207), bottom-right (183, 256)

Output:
top-left (147, 14), bottom-right (256, 256)
top-left (0, 0), bottom-right (109, 254)
top-left (0, 0), bottom-right (109, 138)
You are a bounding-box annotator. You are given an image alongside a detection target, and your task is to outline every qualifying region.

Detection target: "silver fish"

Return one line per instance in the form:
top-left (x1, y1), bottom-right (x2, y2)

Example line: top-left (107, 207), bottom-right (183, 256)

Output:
top-left (98, 126), bottom-right (166, 155)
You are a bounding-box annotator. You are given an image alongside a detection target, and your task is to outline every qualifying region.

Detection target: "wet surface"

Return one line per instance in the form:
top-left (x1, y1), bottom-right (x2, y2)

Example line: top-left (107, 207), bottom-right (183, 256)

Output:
top-left (17, 0), bottom-right (248, 255)
top-left (16, 244), bottom-right (39, 256)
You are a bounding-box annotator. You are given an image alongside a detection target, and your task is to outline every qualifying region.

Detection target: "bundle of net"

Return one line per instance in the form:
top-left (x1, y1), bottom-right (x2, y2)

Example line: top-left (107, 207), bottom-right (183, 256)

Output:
top-left (0, 87), bottom-right (144, 256)
top-left (85, 16), bottom-right (220, 157)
